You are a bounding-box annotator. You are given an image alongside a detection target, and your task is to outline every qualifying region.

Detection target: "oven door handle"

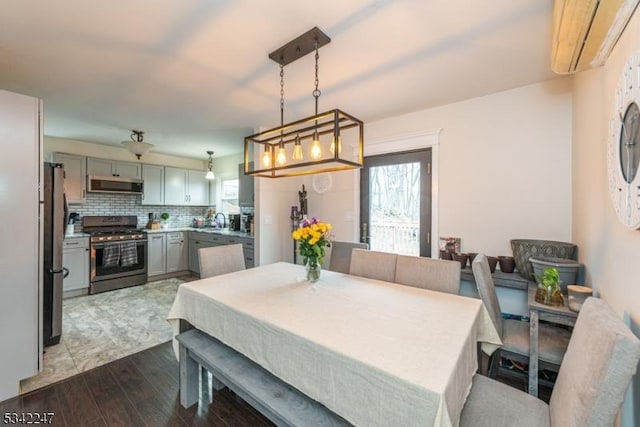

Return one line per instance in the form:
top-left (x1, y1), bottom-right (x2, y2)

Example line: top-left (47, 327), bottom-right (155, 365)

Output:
top-left (92, 241), bottom-right (146, 249)
top-left (91, 242), bottom-right (122, 249)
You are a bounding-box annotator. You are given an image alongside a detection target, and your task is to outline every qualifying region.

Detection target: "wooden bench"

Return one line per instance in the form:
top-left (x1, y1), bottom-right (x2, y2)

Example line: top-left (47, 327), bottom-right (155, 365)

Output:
top-left (176, 329), bottom-right (351, 427)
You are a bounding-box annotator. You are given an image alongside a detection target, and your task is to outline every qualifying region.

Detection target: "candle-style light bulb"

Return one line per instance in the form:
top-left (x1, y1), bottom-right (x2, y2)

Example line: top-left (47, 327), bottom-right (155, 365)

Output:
top-left (292, 134), bottom-right (303, 161)
top-left (276, 141), bottom-right (287, 165)
top-left (311, 131), bottom-right (321, 159)
top-left (330, 135), bottom-right (342, 155)
top-left (262, 146), bottom-right (272, 167)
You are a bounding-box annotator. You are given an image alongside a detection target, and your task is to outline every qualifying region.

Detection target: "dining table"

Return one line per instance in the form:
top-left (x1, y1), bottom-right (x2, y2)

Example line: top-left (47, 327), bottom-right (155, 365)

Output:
top-left (167, 262), bottom-right (501, 427)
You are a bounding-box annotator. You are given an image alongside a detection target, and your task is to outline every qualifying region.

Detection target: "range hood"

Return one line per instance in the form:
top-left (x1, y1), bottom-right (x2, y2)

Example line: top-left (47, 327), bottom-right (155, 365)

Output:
top-left (551, 0), bottom-right (640, 74)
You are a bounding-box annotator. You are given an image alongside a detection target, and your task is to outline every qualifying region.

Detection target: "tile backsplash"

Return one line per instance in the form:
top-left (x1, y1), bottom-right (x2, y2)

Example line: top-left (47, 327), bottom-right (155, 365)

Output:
top-left (69, 193), bottom-right (213, 231)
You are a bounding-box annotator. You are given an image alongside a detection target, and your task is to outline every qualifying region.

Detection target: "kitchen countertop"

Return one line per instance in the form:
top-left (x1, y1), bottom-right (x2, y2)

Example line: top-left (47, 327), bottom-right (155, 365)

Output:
top-left (145, 227), bottom-right (254, 239)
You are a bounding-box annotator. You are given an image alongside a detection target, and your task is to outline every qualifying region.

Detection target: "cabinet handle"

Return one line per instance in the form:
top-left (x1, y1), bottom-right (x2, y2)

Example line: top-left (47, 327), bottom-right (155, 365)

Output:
top-left (65, 242), bottom-right (80, 246)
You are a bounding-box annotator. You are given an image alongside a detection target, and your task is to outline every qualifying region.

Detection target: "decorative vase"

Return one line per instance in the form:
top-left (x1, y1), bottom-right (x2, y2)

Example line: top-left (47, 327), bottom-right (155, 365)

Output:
top-left (306, 258), bottom-right (321, 283)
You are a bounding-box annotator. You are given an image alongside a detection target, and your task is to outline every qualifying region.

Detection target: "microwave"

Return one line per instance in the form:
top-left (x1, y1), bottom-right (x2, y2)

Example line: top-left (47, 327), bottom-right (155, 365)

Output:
top-left (87, 175), bottom-right (144, 194)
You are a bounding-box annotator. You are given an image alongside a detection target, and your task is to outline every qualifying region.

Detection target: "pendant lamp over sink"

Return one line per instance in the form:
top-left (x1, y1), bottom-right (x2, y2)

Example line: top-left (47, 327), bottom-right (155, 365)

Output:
top-left (121, 130), bottom-right (154, 160)
top-left (205, 150), bottom-right (215, 180)
top-left (244, 27), bottom-right (364, 178)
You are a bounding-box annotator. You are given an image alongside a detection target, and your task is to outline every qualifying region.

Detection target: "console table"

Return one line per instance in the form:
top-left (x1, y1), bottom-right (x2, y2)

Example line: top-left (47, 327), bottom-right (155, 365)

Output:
top-left (527, 283), bottom-right (577, 396)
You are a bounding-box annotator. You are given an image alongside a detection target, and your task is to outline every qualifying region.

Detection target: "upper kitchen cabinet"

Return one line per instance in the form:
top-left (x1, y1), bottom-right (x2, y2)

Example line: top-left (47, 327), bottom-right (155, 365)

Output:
top-left (141, 164), bottom-right (164, 205)
top-left (164, 167), bottom-right (209, 206)
top-left (238, 162), bottom-right (254, 206)
top-left (188, 169), bottom-right (209, 206)
top-left (53, 153), bottom-right (86, 204)
top-left (87, 157), bottom-right (141, 179)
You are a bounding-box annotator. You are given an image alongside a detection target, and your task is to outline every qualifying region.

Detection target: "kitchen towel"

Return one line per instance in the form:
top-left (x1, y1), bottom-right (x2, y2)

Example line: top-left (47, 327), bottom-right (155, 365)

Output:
top-left (120, 242), bottom-right (138, 267)
top-left (102, 244), bottom-right (120, 267)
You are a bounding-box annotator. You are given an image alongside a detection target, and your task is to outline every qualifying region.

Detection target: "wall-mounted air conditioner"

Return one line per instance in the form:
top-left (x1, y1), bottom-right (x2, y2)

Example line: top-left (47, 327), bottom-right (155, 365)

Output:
top-left (551, 0), bottom-right (640, 74)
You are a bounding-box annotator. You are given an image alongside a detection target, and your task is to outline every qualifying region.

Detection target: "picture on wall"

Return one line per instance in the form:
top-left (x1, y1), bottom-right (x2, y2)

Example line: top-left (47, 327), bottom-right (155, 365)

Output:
top-left (439, 236), bottom-right (461, 254)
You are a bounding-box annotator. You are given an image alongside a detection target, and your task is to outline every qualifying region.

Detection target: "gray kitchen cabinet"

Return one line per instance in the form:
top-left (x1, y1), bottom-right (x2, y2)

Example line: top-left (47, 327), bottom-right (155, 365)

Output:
top-left (164, 167), bottom-right (209, 206)
top-left (87, 157), bottom-right (141, 179)
top-left (53, 153), bottom-right (86, 204)
top-left (62, 237), bottom-right (89, 295)
top-left (164, 167), bottom-right (188, 205)
top-left (229, 235), bottom-right (255, 268)
top-left (166, 232), bottom-right (188, 273)
top-left (142, 164), bottom-right (164, 205)
top-left (243, 239), bottom-right (255, 268)
top-left (188, 232), bottom-right (222, 274)
top-left (148, 233), bottom-right (166, 277)
top-left (238, 162), bottom-right (254, 206)
top-left (188, 232), bottom-right (255, 274)
top-left (188, 169), bottom-right (209, 205)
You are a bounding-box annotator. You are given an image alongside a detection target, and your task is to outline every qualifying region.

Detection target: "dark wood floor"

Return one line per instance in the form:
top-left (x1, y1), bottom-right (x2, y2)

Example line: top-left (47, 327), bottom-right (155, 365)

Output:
top-left (2, 341), bottom-right (552, 427)
top-left (1, 341), bottom-right (273, 427)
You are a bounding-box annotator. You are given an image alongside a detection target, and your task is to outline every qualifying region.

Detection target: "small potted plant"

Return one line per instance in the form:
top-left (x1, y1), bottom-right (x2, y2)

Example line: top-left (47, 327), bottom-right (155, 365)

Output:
top-left (534, 267), bottom-right (564, 306)
top-left (160, 212), bottom-right (170, 229)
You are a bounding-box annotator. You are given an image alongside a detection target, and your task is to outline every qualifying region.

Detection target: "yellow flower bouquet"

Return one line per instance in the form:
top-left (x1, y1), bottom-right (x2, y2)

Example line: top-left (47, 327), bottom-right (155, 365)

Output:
top-left (291, 217), bottom-right (332, 282)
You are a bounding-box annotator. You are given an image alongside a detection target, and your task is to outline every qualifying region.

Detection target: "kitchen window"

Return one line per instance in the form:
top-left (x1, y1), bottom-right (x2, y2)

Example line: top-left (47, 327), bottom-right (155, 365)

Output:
top-left (221, 179), bottom-right (239, 213)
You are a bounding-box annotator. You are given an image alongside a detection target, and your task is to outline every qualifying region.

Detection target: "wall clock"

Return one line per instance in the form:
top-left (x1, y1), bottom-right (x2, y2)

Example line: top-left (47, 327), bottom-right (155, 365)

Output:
top-left (608, 52), bottom-right (640, 229)
top-left (312, 173), bottom-right (332, 194)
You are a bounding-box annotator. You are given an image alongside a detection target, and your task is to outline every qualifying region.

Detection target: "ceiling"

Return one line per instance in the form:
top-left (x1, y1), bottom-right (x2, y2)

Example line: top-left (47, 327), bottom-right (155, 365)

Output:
top-left (0, 0), bottom-right (559, 160)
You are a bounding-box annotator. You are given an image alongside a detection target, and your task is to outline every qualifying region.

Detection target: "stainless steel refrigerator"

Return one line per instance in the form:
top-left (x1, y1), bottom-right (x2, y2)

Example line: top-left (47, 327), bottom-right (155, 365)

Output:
top-left (42, 162), bottom-right (68, 347)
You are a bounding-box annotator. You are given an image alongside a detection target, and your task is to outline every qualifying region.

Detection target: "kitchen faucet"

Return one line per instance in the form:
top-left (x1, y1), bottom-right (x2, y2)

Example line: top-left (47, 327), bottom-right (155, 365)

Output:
top-left (214, 212), bottom-right (226, 229)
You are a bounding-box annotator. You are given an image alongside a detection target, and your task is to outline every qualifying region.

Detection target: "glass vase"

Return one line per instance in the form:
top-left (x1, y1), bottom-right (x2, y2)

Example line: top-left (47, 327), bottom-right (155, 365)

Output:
top-left (306, 258), bottom-right (321, 283)
top-left (534, 284), bottom-right (564, 307)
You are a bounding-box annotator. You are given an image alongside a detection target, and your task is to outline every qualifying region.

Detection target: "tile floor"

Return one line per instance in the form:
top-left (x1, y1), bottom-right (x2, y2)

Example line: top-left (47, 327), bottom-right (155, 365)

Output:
top-left (20, 276), bottom-right (191, 394)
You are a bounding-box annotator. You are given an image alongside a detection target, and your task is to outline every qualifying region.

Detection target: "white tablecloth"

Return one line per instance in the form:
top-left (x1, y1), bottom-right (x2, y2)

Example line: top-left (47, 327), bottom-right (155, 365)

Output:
top-left (167, 262), bottom-right (501, 427)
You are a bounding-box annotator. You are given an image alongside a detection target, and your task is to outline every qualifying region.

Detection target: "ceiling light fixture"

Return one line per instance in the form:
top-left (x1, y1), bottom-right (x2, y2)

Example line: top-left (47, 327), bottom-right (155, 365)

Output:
top-left (244, 27), bottom-right (364, 178)
top-left (121, 130), bottom-right (154, 160)
top-left (205, 150), bottom-right (215, 180)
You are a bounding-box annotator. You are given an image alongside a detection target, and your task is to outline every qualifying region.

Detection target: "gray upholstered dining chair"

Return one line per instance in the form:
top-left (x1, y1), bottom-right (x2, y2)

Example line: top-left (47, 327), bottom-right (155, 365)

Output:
top-left (198, 244), bottom-right (246, 279)
top-left (460, 297), bottom-right (640, 427)
top-left (394, 255), bottom-right (461, 294)
top-left (349, 249), bottom-right (397, 282)
top-left (328, 240), bottom-right (369, 274)
top-left (471, 253), bottom-right (571, 379)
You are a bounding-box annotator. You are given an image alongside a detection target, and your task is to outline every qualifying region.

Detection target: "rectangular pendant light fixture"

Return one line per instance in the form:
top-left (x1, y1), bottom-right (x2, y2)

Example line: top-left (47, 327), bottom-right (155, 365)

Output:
top-left (244, 27), bottom-right (364, 178)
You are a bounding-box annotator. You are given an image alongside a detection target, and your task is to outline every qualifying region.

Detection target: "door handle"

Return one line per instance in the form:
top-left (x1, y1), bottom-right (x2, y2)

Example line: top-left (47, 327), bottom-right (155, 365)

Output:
top-left (361, 222), bottom-right (369, 244)
top-left (50, 267), bottom-right (69, 278)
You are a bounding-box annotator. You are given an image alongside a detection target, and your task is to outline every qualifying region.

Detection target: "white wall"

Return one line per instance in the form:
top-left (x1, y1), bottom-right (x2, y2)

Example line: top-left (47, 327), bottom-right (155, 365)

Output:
top-left (365, 79), bottom-right (573, 256)
top-left (571, 9), bottom-right (640, 426)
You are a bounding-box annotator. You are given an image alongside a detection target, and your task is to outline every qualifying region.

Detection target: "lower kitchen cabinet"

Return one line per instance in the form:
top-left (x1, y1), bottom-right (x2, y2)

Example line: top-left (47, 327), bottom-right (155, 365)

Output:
top-left (148, 233), bottom-right (166, 277)
top-left (188, 235), bottom-right (219, 274)
top-left (148, 231), bottom-right (190, 278)
top-left (166, 232), bottom-right (188, 273)
top-left (188, 231), bottom-right (254, 275)
top-left (63, 237), bottom-right (89, 296)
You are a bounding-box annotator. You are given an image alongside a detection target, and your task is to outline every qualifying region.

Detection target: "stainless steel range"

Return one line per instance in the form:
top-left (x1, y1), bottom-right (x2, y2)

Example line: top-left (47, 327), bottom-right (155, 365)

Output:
top-left (82, 216), bottom-right (147, 294)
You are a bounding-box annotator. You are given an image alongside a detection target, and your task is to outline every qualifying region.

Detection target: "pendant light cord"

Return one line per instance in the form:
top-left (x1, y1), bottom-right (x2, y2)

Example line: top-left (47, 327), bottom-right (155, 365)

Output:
top-left (313, 39), bottom-right (321, 116)
top-left (280, 62), bottom-right (285, 131)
